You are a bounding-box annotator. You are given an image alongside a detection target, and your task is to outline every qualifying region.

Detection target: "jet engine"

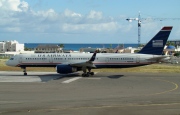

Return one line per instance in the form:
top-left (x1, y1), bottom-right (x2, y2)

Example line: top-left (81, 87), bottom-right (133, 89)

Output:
top-left (56, 64), bottom-right (77, 74)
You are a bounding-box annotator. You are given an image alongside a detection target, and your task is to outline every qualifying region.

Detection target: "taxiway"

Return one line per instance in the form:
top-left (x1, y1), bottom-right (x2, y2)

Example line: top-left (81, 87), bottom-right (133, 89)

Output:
top-left (0, 71), bottom-right (180, 115)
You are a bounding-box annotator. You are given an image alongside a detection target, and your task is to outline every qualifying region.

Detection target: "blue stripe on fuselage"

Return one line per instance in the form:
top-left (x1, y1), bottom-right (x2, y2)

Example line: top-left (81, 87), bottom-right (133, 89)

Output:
top-left (95, 64), bottom-right (149, 68)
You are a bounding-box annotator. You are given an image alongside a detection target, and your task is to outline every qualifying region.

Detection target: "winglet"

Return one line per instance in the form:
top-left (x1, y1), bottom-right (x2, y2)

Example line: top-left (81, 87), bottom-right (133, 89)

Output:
top-left (89, 51), bottom-right (97, 61)
top-left (138, 26), bottom-right (173, 55)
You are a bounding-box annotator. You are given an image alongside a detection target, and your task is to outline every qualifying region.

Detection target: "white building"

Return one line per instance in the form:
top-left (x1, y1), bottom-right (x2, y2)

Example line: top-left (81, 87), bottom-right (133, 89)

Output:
top-left (0, 40), bottom-right (24, 53)
top-left (35, 44), bottom-right (63, 53)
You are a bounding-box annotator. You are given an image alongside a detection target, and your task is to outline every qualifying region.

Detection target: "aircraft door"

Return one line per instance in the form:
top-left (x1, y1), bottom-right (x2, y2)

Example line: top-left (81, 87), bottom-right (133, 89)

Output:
top-left (105, 57), bottom-right (110, 63)
top-left (49, 57), bottom-right (53, 63)
top-left (19, 56), bottom-right (22, 63)
top-left (136, 56), bottom-right (140, 63)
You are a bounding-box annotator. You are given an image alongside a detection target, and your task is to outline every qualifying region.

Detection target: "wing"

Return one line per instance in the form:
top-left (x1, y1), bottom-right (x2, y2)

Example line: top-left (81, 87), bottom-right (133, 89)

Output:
top-left (69, 51), bottom-right (97, 68)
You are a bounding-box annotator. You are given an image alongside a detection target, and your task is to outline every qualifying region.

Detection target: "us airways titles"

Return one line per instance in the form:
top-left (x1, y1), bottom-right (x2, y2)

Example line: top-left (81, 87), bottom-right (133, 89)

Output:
top-left (37, 54), bottom-right (71, 58)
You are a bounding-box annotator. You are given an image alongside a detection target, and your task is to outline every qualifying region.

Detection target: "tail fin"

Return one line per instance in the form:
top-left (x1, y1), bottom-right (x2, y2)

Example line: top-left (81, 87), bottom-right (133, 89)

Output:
top-left (138, 26), bottom-right (173, 55)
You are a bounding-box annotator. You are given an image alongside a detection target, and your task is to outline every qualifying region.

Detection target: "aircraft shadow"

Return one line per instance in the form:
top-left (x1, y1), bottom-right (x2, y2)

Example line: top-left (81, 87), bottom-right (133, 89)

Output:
top-left (0, 72), bottom-right (81, 82)
top-left (1, 72), bottom-right (124, 82)
top-left (38, 73), bottom-right (124, 82)
top-left (107, 75), bottom-right (124, 79)
top-left (38, 73), bottom-right (81, 82)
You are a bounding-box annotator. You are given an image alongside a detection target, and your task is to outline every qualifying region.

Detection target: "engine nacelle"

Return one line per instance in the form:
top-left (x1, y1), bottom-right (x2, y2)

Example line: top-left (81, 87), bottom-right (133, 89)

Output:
top-left (56, 64), bottom-right (77, 74)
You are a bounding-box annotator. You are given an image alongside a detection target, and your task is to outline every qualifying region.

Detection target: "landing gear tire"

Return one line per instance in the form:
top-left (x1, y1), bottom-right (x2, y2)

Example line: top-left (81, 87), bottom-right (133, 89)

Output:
top-left (82, 67), bottom-right (94, 77)
top-left (22, 67), bottom-right (27, 76)
top-left (86, 73), bottom-right (89, 77)
top-left (90, 72), bottom-right (94, 75)
top-left (82, 73), bottom-right (86, 77)
top-left (81, 73), bottom-right (90, 77)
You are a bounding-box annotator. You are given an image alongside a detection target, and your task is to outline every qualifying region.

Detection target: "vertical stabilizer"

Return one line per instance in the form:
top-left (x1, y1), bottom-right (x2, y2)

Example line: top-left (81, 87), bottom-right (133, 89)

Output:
top-left (138, 26), bottom-right (173, 55)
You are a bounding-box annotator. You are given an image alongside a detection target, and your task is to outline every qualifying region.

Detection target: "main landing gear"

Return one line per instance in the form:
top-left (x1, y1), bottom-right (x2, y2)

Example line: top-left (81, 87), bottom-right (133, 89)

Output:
top-left (81, 67), bottom-right (94, 77)
top-left (82, 72), bottom-right (94, 77)
top-left (22, 67), bottom-right (27, 75)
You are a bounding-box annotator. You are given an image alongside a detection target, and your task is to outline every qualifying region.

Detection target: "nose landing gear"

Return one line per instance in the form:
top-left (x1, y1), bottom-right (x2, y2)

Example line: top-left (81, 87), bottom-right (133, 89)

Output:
top-left (21, 67), bottom-right (27, 75)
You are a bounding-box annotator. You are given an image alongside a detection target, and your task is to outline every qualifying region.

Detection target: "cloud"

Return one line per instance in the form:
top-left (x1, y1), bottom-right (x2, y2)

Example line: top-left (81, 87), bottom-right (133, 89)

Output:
top-left (62, 21), bottom-right (119, 33)
top-left (0, 0), bottom-right (122, 34)
top-left (35, 9), bottom-right (59, 22)
top-left (0, 0), bottom-right (134, 36)
top-left (64, 9), bottom-right (82, 18)
top-left (0, 0), bottom-right (179, 44)
top-left (5, 27), bottom-right (21, 32)
top-left (87, 10), bottom-right (103, 20)
top-left (0, 0), bottom-right (28, 12)
top-left (18, 1), bottom-right (28, 12)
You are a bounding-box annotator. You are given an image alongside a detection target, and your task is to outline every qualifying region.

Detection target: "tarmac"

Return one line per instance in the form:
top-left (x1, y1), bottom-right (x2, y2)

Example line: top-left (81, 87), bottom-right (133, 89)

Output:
top-left (0, 71), bottom-right (180, 115)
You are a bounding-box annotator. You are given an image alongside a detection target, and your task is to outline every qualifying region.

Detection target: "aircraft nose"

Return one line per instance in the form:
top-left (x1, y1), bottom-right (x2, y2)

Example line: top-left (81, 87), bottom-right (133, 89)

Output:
top-left (6, 60), bottom-right (10, 66)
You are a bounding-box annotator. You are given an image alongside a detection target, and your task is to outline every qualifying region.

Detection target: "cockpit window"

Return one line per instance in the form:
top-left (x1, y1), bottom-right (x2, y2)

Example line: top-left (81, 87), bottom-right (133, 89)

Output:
top-left (10, 58), bottom-right (14, 60)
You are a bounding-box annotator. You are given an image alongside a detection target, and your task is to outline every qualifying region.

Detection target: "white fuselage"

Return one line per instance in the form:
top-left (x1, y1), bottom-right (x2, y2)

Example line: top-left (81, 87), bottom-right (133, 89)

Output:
top-left (6, 53), bottom-right (162, 68)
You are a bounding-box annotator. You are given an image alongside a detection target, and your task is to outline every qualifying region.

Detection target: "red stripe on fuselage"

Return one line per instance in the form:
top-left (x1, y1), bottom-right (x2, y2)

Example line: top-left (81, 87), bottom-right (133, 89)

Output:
top-left (94, 62), bottom-right (155, 65)
top-left (17, 62), bottom-right (155, 66)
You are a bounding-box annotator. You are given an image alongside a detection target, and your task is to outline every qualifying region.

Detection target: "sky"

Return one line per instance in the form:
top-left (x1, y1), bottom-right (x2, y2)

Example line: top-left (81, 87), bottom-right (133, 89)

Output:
top-left (0, 0), bottom-right (180, 44)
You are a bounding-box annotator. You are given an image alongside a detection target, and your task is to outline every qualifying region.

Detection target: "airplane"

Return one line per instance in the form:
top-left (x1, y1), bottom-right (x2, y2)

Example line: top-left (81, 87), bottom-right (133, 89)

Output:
top-left (6, 26), bottom-right (172, 77)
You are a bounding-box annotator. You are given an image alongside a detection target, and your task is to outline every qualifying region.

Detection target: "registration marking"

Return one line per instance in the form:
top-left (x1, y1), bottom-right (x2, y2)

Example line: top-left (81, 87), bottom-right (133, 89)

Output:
top-left (62, 77), bottom-right (82, 83)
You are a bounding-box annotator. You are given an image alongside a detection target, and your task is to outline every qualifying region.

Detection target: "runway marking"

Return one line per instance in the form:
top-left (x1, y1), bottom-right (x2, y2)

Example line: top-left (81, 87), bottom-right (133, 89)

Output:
top-left (62, 77), bottom-right (82, 83)
top-left (86, 78), bottom-right (101, 80)
top-left (6, 102), bottom-right (180, 113)
top-left (62, 72), bottom-right (99, 83)
top-left (146, 78), bottom-right (179, 96)
top-left (60, 102), bottom-right (180, 110)
top-left (0, 76), bottom-right (41, 82)
top-left (0, 101), bottom-right (21, 104)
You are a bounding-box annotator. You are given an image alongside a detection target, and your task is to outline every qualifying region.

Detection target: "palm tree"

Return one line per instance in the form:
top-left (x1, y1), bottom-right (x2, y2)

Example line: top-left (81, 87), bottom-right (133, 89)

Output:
top-left (166, 41), bottom-right (175, 46)
top-left (59, 44), bottom-right (64, 48)
top-left (58, 44), bottom-right (64, 53)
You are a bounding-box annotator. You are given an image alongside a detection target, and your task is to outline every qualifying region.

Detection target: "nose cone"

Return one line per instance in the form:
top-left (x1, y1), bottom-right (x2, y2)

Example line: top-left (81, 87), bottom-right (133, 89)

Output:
top-left (5, 60), bottom-right (10, 66)
top-left (6, 60), bottom-right (14, 66)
